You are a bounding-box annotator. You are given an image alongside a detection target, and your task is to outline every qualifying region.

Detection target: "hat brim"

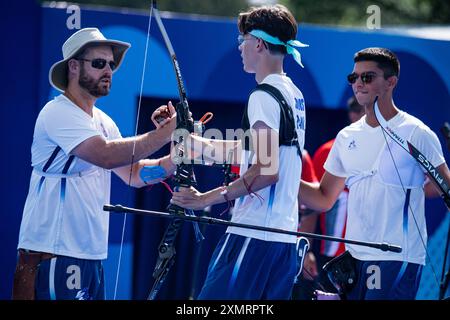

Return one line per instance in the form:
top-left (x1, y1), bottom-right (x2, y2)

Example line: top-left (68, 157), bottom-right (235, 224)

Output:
top-left (49, 39), bottom-right (131, 92)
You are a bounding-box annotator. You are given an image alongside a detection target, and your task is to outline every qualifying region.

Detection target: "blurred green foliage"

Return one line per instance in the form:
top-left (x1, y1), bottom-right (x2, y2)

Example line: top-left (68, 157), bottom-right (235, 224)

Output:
top-left (41, 0), bottom-right (450, 25)
top-left (284, 0), bottom-right (450, 26)
top-left (43, 0), bottom-right (249, 17)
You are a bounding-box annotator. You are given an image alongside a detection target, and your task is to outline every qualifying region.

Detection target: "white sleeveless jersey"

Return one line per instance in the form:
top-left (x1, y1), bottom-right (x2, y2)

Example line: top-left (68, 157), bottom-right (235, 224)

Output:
top-left (227, 74), bottom-right (305, 243)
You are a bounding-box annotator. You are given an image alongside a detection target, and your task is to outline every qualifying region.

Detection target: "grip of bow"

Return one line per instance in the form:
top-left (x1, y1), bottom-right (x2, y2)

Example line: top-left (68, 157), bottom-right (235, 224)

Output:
top-left (168, 98), bottom-right (196, 215)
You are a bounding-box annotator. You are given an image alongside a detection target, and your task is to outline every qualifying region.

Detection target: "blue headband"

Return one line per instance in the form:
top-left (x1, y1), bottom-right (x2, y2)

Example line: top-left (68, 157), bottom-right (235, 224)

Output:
top-left (249, 29), bottom-right (309, 68)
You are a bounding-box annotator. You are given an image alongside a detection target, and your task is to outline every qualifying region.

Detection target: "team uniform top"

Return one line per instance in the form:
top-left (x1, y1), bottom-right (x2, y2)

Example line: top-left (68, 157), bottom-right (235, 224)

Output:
top-left (18, 94), bottom-right (121, 260)
top-left (324, 111), bottom-right (444, 264)
top-left (227, 74), bottom-right (306, 244)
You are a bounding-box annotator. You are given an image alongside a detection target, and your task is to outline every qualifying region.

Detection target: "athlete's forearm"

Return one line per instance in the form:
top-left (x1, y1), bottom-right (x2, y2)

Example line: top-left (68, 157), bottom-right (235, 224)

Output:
top-left (299, 180), bottom-right (335, 212)
top-left (188, 135), bottom-right (241, 164)
top-left (106, 128), bottom-right (173, 168)
top-left (73, 123), bottom-right (174, 170)
top-left (201, 163), bottom-right (278, 207)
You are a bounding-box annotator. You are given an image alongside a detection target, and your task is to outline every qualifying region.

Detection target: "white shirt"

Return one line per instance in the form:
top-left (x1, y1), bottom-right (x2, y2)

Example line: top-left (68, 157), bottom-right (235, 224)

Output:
top-left (18, 95), bottom-right (121, 260)
top-left (227, 74), bottom-right (306, 243)
top-left (325, 111), bottom-right (444, 264)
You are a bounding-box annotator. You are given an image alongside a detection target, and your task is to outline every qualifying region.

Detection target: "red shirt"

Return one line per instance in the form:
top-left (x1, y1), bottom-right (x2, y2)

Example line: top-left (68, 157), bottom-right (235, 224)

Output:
top-left (301, 150), bottom-right (318, 183)
top-left (312, 139), bottom-right (335, 181)
top-left (312, 139), bottom-right (347, 257)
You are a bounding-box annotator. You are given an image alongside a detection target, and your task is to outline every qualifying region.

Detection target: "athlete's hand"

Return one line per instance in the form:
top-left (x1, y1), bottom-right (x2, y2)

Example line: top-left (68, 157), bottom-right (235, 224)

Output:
top-left (152, 101), bottom-right (176, 128)
top-left (171, 186), bottom-right (207, 210)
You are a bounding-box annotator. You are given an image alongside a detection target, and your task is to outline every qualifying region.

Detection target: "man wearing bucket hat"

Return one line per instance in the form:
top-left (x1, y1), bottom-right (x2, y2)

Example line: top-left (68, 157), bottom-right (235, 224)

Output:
top-left (13, 28), bottom-right (176, 300)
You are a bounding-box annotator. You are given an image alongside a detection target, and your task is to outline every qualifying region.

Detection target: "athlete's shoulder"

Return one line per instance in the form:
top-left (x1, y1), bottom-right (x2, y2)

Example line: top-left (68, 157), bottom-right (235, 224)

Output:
top-left (336, 116), bottom-right (366, 138)
top-left (261, 74), bottom-right (303, 98)
top-left (93, 107), bottom-right (116, 125)
top-left (398, 110), bottom-right (428, 128)
top-left (39, 95), bottom-right (76, 121)
top-left (397, 110), bottom-right (436, 139)
top-left (42, 94), bottom-right (69, 109)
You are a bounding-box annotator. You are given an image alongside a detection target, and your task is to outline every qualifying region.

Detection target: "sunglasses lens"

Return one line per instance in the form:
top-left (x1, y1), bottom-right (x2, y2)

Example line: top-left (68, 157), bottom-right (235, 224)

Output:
top-left (347, 73), bottom-right (358, 84)
top-left (361, 74), bottom-right (374, 84)
top-left (90, 59), bottom-right (116, 71)
top-left (109, 61), bottom-right (116, 71)
top-left (91, 59), bottom-right (106, 69)
top-left (347, 72), bottom-right (376, 84)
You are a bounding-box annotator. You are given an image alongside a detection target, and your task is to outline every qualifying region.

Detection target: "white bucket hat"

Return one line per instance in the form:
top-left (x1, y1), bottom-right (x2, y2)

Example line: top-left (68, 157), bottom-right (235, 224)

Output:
top-left (49, 27), bottom-right (131, 92)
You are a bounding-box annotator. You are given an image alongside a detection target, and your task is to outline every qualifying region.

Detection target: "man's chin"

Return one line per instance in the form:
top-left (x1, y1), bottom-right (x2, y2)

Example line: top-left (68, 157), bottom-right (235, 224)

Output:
top-left (355, 96), bottom-right (371, 107)
top-left (95, 85), bottom-right (111, 97)
top-left (89, 90), bottom-right (109, 98)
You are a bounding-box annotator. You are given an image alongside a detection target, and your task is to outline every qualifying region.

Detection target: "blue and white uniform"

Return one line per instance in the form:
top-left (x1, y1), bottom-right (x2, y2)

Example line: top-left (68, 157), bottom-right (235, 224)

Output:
top-left (325, 111), bottom-right (444, 299)
top-left (198, 74), bottom-right (305, 299)
top-left (18, 94), bottom-right (121, 299)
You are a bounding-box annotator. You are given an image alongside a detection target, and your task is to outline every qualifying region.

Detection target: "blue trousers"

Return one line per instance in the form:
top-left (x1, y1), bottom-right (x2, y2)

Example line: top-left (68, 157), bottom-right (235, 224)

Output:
top-left (346, 259), bottom-right (422, 300)
top-left (198, 233), bottom-right (296, 300)
top-left (35, 255), bottom-right (105, 300)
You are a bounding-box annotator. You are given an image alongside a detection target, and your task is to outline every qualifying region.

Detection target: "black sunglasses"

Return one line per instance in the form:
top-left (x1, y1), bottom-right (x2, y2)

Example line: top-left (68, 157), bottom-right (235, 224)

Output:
top-left (77, 58), bottom-right (116, 71)
top-left (347, 72), bottom-right (378, 85)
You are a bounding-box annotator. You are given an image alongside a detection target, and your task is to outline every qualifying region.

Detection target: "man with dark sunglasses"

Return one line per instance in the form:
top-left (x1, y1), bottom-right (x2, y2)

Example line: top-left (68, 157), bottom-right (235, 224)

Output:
top-left (300, 47), bottom-right (450, 299)
top-left (13, 28), bottom-right (177, 300)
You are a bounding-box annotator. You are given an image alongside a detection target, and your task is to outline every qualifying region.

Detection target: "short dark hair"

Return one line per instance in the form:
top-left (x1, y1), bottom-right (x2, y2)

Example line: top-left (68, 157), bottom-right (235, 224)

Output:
top-left (238, 5), bottom-right (297, 55)
top-left (354, 47), bottom-right (400, 79)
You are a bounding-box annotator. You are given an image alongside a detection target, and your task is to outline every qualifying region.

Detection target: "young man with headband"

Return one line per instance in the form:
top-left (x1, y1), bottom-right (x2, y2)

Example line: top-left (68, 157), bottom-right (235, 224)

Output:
top-left (169, 4), bottom-right (308, 299)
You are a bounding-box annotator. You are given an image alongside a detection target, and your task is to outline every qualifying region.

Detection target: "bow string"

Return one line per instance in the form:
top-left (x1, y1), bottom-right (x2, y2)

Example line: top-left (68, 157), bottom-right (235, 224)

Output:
top-left (374, 98), bottom-right (448, 298)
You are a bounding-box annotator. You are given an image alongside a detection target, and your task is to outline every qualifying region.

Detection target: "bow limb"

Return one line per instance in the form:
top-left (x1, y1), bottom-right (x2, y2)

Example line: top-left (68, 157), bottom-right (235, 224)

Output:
top-left (146, 1), bottom-right (199, 300)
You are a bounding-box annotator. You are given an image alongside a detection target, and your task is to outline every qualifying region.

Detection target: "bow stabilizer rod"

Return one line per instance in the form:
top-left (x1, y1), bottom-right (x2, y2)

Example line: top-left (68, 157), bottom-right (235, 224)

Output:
top-left (104, 204), bottom-right (402, 253)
